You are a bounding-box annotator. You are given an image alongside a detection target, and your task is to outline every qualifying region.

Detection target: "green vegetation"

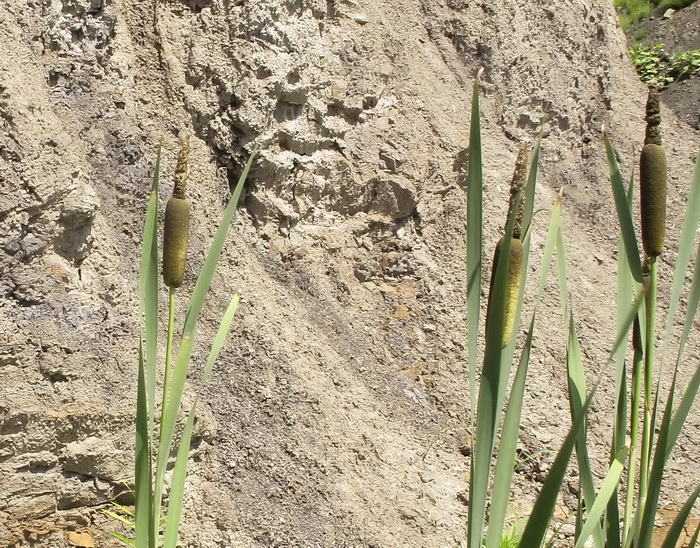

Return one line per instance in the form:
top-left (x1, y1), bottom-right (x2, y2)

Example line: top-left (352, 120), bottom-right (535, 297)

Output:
top-left (629, 43), bottom-right (700, 86)
top-left (614, 0), bottom-right (697, 29)
top-left (110, 140), bottom-right (255, 548)
top-left (465, 74), bottom-right (700, 547)
top-left (629, 44), bottom-right (673, 87)
top-left (671, 48), bottom-right (700, 78)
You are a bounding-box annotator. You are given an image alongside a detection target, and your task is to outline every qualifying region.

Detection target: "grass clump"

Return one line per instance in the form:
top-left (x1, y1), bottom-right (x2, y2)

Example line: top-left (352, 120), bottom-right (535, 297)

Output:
top-left (465, 72), bottom-right (700, 547)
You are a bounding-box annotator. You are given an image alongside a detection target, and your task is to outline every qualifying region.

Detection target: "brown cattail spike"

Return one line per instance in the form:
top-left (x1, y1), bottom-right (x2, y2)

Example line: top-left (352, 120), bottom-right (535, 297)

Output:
top-left (507, 145), bottom-right (529, 239)
top-left (488, 237), bottom-right (524, 348)
top-left (173, 133), bottom-right (190, 199)
top-left (163, 134), bottom-right (192, 288)
top-left (163, 197), bottom-right (190, 288)
top-left (644, 87), bottom-right (662, 146)
top-left (640, 89), bottom-right (666, 257)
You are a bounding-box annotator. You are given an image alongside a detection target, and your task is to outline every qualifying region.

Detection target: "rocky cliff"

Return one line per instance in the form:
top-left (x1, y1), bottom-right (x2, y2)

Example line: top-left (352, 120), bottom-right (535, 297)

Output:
top-left (1, 0), bottom-right (698, 546)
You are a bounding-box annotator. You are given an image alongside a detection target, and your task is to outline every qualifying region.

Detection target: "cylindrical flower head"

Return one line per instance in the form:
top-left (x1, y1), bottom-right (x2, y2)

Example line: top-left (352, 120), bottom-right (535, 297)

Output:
top-left (488, 237), bottom-right (524, 348)
top-left (163, 197), bottom-right (190, 288)
top-left (640, 143), bottom-right (666, 257)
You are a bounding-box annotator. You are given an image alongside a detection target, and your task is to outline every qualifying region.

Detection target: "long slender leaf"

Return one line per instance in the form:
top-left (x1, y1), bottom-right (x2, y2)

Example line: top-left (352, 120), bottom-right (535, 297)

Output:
top-left (466, 71), bottom-right (484, 432)
top-left (102, 509), bottom-right (135, 528)
top-left (662, 148), bottom-right (700, 362)
top-left (535, 192), bottom-right (562, 303)
top-left (142, 144), bottom-right (161, 438)
top-left (469, 191), bottom-right (519, 548)
top-left (481, 170), bottom-right (538, 546)
top-left (162, 293), bottom-right (241, 547)
top-left (660, 485), bottom-right (700, 548)
top-left (556, 229), bottom-right (569, 325)
top-left (519, 389), bottom-right (597, 547)
top-left (608, 172), bottom-right (636, 548)
top-left (689, 519), bottom-right (700, 548)
top-left (566, 309), bottom-right (605, 548)
top-left (485, 311), bottom-right (536, 548)
top-left (112, 502), bottom-right (137, 519)
top-left (521, 128), bottom-right (542, 240)
top-left (575, 446), bottom-right (629, 548)
top-left (135, 144), bottom-right (161, 548)
top-left (110, 532), bottom-right (137, 547)
top-left (636, 368), bottom-right (677, 548)
top-left (667, 240), bottom-right (700, 449)
top-left (485, 193), bottom-right (560, 548)
top-left (154, 151), bottom-right (256, 541)
top-left (604, 134), bottom-right (643, 285)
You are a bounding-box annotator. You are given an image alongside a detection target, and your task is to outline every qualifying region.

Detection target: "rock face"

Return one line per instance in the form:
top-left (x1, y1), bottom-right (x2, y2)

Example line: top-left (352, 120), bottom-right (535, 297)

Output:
top-left (0, 1), bottom-right (698, 547)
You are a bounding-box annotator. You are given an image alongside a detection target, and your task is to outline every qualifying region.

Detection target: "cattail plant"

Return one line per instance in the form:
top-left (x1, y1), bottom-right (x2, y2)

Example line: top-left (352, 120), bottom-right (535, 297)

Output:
top-left (466, 73), bottom-right (700, 548)
top-left (466, 72), bottom-right (585, 548)
top-left (119, 137), bottom-right (256, 548)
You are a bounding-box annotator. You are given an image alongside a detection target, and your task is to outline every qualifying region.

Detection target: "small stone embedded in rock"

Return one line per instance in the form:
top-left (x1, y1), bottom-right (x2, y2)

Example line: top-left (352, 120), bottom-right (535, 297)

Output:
top-left (63, 437), bottom-right (132, 483)
top-left (67, 531), bottom-right (95, 548)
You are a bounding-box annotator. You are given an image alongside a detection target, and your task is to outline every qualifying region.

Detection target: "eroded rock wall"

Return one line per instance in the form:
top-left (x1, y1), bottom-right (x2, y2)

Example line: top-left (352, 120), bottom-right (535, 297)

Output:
top-left (1, 0), bottom-right (698, 546)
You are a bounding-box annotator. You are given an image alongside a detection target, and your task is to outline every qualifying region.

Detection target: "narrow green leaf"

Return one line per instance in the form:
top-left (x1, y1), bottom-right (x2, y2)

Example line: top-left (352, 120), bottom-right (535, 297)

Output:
top-left (162, 405), bottom-right (196, 548)
top-left (162, 292), bottom-right (241, 547)
top-left (521, 126), bottom-right (543, 240)
top-left (662, 148), bottom-right (700, 363)
top-left (201, 292), bottom-right (240, 389)
top-left (519, 388), bottom-right (597, 547)
top-left (604, 134), bottom-right (643, 285)
top-left (688, 519), bottom-right (700, 548)
top-left (610, 171), bottom-right (636, 548)
top-left (182, 151), bottom-right (256, 338)
top-left (556, 229), bottom-right (569, 325)
top-left (135, 144), bottom-right (161, 548)
top-left (535, 193), bottom-right (562, 303)
top-left (483, 162), bottom-right (550, 548)
top-left (102, 510), bottom-right (136, 528)
top-left (660, 485), bottom-right (700, 548)
top-left (134, 342), bottom-right (150, 548)
top-left (636, 369), bottom-right (677, 548)
top-left (485, 311), bottom-right (536, 548)
top-left (469, 190), bottom-right (519, 548)
top-left (112, 502), bottom-right (137, 519)
top-left (466, 71), bottom-right (484, 433)
top-left (109, 532), bottom-right (137, 547)
top-left (141, 144), bottom-right (161, 438)
top-left (668, 240), bottom-right (700, 449)
top-left (566, 310), bottom-right (605, 548)
top-left (575, 447), bottom-right (629, 548)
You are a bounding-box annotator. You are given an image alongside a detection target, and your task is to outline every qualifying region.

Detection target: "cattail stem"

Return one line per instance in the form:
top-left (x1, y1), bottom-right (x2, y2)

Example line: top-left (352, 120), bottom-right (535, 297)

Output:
top-left (622, 317), bottom-right (644, 548)
top-left (161, 287), bottom-right (176, 427)
top-left (637, 255), bottom-right (658, 538)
